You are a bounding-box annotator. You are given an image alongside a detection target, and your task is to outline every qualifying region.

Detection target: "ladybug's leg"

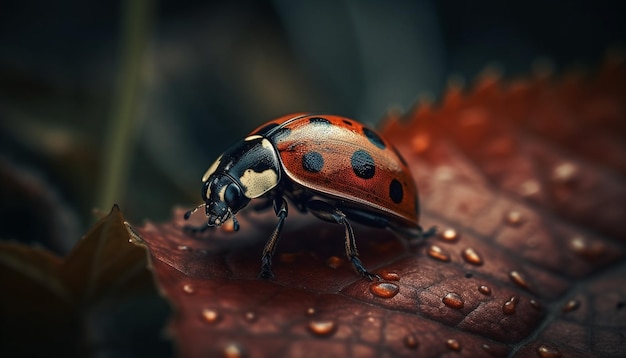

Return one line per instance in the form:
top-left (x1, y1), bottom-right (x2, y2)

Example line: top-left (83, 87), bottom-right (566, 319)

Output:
top-left (307, 200), bottom-right (381, 281)
top-left (259, 197), bottom-right (288, 280)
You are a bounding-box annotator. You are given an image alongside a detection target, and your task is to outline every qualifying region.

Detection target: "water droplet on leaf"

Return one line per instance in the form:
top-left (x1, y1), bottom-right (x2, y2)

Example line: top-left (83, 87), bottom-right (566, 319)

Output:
top-left (427, 245), bottom-right (451, 262)
top-left (441, 228), bottom-right (459, 241)
top-left (244, 311), bottom-right (257, 322)
top-left (202, 308), bottom-right (220, 323)
top-left (223, 342), bottom-right (245, 358)
top-left (446, 338), bottom-right (461, 351)
top-left (442, 293), bottom-right (464, 309)
top-left (462, 248), bottom-right (483, 265)
top-left (509, 270), bottom-right (531, 290)
top-left (503, 296), bottom-right (518, 315)
top-left (530, 299), bottom-right (543, 310)
top-left (307, 320), bottom-right (337, 337)
top-left (570, 236), bottom-right (605, 260)
top-left (504, 211), bottom-right (524, 226)
top-left (183, 284), bottom-right (195, 294)
top-left (404, 334), bottom-right (418, 349)
top-left (369, 282), bottom-right (400, 298)
top-left (519, 179), bottom-right (540, 197)
top-left (379, 270), bottom-right (400, 281)
top-left (552, 162), bottom-right (578, 184)
top-left (537, 344), bottom-right (562, 358)
top-left (478, 285), bottom-right (492, 295)
top-left (562, 300), bottom-right (580, 313)
top-left (326, 256), bottom-right (343, 269)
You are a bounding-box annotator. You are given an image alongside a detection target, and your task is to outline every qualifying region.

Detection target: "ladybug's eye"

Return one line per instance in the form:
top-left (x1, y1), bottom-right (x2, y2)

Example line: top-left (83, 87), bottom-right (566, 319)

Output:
top-left (224, 183), bottom-right (244, 208)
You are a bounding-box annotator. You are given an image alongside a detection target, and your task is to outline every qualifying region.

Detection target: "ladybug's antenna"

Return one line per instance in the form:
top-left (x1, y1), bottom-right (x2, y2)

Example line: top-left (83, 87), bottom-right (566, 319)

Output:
top-left (184, 203), bottom-right (205, 220)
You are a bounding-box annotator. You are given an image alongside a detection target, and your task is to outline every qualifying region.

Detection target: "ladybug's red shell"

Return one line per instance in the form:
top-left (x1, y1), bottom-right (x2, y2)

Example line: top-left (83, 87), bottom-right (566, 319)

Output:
top-left (250, 114), bottom-right (419, 227)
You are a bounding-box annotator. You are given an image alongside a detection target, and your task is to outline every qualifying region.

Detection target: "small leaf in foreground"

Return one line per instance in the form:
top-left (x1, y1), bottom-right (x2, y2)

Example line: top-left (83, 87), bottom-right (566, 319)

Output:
top-left (0, 205), bottom-right (171, 357)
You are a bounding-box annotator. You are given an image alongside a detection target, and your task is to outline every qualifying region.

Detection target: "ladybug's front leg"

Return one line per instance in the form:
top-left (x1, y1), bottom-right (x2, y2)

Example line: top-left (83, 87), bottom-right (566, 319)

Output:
top-left (307, 200), bottom-right (381, 281)
top-left (259, 197), bottom-right (288, 280)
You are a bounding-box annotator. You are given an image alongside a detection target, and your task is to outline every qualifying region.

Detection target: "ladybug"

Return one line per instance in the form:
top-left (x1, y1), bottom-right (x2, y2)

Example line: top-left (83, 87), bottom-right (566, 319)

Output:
top-left (185, 113), bottom-right (434, 280)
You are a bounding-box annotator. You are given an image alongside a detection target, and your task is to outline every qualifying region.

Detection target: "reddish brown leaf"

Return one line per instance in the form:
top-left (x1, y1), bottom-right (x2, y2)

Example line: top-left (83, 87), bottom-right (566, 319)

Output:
top-left (134, 55), bottom-right (626, 357)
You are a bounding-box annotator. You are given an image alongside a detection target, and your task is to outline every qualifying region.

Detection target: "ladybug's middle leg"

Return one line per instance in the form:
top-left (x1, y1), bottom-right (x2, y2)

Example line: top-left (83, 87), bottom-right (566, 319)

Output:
top-left (307, 200), bottom-right (381, 281)
top-left (259, 196), bottom-right (288, 280)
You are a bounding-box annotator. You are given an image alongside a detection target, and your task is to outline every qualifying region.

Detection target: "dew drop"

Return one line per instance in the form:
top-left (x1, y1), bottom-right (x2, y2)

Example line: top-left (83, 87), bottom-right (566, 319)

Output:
top-left (442, 292), bottom-right (464, 309)
top-left (519, 179), bottom-right (540, 197)
top-left (530, 299), bottom-right (543, 311)
top-left (411, 133), bottom-right (431, 154)
top-left (478, 285), bottom-right (492, 295)
top-left (427, 245), bottom-right (451, 262)
top-left (306, 307), bottom-right (316, 316)
top-left (503, 296), bottom-right (518, 315)
top-left (461, 248), bottom-right (483, 265)
top-left (222, 342), bottom-right (245, 358)
top-left (183, 284), bottom-right (195, 294)
top-left (509, 270), bottom-right (531, 290)
top-left (307, 320), bottom-right (337, 337)
top-left (404, 334), bottom-right (419, 349)
top-left (441, 228), bottom-right (459, 242)
top-left (552, 162), bottom-right (578, 184)
top-left (562, 300), bottom-right (580, 313)
top-left (482, 343), bottom-right (496, 355)
top-left (446, 338), bottom-right (461, 351)
top-left (434, 166), bottom-right (455, 181)
top-left (201, 308), bottom-right (220, 323)
top-left (504, 210), bottom-right (524, 226)
top-left (244, 311), bottom-right (257, 322)
top-left (570, 236), bottom-right (605, 260)
top-left (326, 256), bottom-right (344, 269)
top-left (379, 270), bottom-right (400, 281)
top-left (369, 282), bottom-right (400, 298)
top-left (537, 344), bottom-right (562, 358)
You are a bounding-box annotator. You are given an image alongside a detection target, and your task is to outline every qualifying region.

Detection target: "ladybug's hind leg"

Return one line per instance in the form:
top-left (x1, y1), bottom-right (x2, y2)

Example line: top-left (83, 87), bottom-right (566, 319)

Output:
top-left (307, 200), bottom-right (381, 281)
top-left (259, 197), bottom-right (288, 280)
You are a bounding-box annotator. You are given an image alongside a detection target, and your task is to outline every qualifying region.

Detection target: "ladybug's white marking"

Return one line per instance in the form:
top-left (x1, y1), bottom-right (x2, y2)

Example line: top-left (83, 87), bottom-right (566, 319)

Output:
top-left (239, 168), bottom-right (278, 198)
top-left (245, 135), bottom-right (263, 141)
top-left (202, 155), bottom-right (223, 182)
top-left (260, 138), bottom-right (274, 150)
top-left (217, 185), bottom-right (227, 201)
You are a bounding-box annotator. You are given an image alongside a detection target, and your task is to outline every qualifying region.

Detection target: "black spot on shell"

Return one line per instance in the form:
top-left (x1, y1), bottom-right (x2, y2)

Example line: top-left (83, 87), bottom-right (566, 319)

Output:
top-left (342, 120), bottom-right (353, 126)
top-left (309, 117), bottom-right (331, 125)
top-left (389, 179), bottom-right (403, 204)
top-left (363, 127), bottom-right (386, 149)
top-left (302, 151), bottom-right (324, 173)
top-left (351, 150), bottom-right (375, 179)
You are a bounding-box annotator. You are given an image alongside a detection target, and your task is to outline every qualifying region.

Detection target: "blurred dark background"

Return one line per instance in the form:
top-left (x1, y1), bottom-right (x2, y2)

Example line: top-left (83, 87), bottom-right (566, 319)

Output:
top-left (1, 0), bottom-right (624, 254)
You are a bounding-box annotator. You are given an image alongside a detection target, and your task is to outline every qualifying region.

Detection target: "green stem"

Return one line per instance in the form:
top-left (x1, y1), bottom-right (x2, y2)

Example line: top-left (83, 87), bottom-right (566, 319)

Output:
top-left (97, 0), bottom-right (153, 215)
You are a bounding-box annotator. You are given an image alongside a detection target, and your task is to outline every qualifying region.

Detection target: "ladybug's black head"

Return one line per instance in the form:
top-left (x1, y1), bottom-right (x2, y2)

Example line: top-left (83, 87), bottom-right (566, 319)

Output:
top-left (201, 174), bottom-right (250, 227)
top-left (184, 135), bottom-right (281, 231)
